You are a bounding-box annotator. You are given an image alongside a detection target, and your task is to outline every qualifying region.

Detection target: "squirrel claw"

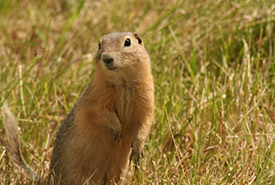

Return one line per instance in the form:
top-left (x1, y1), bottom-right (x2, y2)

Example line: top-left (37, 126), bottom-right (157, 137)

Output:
top-left (129, 150), bottom-right (144, 166)
top-left (111, 129), bottom-right (122, 143)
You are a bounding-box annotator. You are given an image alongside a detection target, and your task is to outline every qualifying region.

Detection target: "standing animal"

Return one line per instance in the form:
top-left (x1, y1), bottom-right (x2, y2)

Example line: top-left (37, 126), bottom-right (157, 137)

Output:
top-left (3, 32), bottom-right (154, 185)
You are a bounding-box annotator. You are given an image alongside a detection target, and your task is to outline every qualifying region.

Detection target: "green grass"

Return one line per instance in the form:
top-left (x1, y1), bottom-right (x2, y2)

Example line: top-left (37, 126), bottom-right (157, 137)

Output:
top-left (0, 0), bottom-right (274, 184)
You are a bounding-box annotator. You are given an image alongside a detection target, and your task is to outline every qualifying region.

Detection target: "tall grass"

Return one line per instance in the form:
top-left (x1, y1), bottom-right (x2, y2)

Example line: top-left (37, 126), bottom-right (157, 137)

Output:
top-left (0, 0), bottom-right (274, 184)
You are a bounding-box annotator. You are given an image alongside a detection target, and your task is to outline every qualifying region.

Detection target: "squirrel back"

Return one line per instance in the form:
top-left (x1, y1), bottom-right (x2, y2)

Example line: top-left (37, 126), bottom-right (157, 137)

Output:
top-left (3, 32), bottom-right (154, 185)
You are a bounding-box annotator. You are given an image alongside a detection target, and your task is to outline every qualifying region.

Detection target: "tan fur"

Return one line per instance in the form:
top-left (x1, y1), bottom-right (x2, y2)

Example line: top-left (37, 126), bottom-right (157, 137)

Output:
top-left (2, 103), bottom-right (44, 183)
top-left (49, 32), bottom-right (154, 184)
top-left (3, 32), bottom-right (154, 185)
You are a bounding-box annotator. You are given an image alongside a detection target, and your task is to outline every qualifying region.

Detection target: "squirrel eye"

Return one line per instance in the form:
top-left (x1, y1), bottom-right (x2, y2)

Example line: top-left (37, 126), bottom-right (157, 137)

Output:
top-left (98, 43), bottom-right (101, 49)
top-left (124, 38), bottom-right (131, 47)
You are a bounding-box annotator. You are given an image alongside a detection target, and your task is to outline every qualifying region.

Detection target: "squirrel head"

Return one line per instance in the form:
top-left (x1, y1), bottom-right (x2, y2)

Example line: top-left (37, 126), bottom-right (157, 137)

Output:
top-left (95, 32), bottom-right (151, 82)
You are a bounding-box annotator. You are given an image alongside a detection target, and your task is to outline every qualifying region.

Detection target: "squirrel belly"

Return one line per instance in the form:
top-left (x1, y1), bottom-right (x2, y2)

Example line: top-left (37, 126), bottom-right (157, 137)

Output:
top-left (3, 32), bottom-right (154, 185)
top-left (49, 32), bottom-right (154, 184)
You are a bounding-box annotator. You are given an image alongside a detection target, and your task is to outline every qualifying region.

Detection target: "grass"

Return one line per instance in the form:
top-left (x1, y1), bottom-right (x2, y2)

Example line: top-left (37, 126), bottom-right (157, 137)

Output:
top-left (0, 0), bottom-right (274, 184)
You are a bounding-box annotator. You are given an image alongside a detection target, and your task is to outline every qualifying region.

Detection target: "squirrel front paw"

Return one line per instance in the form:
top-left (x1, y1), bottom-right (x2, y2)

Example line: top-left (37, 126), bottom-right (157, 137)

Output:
top-left (111, 128), bottom-right (122, 143)
top-left (130, 149), bottom-right (144, 166)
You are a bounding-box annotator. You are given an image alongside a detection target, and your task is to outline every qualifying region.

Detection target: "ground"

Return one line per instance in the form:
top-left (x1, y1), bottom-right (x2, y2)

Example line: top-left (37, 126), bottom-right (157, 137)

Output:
top-left (0, 0), bottom-right (274, 184)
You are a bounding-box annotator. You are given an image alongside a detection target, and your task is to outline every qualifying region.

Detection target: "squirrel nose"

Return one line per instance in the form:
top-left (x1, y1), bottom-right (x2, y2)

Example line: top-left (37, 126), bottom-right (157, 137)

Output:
top-left (102, 54), bottom-right (114, 64)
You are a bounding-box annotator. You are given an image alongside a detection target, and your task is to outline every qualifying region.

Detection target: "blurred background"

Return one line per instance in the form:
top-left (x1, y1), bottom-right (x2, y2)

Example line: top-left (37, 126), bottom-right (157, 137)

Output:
top-left (0, 0), bottom-right (274, 184)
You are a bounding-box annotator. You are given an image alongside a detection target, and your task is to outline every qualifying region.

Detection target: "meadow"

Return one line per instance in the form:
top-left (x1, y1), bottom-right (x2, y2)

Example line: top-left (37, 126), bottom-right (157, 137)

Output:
top-left (0, 0), bottom-right (274, 184)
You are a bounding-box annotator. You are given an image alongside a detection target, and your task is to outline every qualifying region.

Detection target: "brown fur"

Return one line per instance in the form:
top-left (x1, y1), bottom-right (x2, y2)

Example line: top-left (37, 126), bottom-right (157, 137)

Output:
top-left (49, 32), bottom-right (154, 184)
top-left (3, 32), bottom-right (154, 185)
top-left (2, 103), bottom-right (44, 183)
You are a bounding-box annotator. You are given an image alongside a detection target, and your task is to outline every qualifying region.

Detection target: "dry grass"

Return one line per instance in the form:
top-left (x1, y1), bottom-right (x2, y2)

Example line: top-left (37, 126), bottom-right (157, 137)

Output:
top-left (0, 0), bottom-right (275, 184)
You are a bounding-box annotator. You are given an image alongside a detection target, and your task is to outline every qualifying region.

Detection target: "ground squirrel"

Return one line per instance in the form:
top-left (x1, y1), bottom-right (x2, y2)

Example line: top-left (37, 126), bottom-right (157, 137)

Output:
top-left (3, 32), bottom-right (154, 184)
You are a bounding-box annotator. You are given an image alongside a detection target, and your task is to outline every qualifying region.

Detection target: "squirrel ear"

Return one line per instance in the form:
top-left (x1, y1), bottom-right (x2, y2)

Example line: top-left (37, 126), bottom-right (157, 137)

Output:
top-left (133, 33), bottom-right (143, 45)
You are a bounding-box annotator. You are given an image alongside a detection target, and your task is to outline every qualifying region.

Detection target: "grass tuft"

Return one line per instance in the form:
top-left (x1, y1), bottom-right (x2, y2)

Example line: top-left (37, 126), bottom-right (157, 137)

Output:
top-left (0, 0), bottom-right (274, 184)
